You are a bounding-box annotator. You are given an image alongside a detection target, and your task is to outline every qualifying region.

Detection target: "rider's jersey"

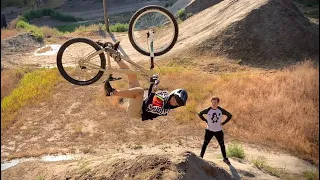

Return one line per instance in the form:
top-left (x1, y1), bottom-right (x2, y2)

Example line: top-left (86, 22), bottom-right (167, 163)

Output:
top-left (141, 91), bottom-right (176, 120)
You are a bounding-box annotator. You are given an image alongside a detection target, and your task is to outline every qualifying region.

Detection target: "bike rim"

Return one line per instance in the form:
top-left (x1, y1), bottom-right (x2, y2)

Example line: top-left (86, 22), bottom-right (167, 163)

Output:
top-left (131, 9), bottom-right (176, 54)
top-left (60, 42), bottom-right (102, 82)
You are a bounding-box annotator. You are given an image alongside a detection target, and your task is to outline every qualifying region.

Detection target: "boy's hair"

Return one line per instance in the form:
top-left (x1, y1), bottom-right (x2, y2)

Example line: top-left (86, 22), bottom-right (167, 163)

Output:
top-left (211, 96), bottom-right (220, 103)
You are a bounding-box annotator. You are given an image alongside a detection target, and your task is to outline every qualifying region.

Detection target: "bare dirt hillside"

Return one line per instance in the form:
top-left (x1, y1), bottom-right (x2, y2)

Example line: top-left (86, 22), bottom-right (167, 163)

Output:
top-left (185, 0), bottom-right (222, 15)
top-left (165, 0), bottom-right (319, 68)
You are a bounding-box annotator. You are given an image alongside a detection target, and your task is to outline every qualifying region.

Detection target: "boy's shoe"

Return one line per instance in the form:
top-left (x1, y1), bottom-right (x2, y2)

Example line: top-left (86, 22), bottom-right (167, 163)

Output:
top-left (223, 158), bottom-right (231, 164)
top-left (104, 80), bottom-right (116, 96)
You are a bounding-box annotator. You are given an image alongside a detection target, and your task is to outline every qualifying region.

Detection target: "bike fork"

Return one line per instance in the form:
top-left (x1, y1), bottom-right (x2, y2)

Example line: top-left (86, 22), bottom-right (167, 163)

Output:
top-left (147, 30), bottom-right (155, 69)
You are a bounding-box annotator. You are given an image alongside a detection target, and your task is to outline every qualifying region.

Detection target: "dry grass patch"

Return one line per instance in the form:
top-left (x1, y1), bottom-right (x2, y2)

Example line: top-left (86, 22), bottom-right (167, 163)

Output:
top-left (1, 69), bottom-right (30, 99)
top-left (7, 148), bottom-right (67, 161)
top-left (1, 68), bottom-right (63, 130)
top-left (153, 60), bottom-right (318, 164)
top-left (1, 28), bottom-right (22, 39)
top-left (40, 26), bottom-right (63, 38)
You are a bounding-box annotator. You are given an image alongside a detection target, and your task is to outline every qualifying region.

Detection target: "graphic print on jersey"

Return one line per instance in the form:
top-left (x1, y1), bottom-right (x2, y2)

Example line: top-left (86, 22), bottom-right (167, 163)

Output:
top-left (146, 93), bottom-right (170, 116)
top-left (207, 109), bottom-right (223, 132)
top-left (210, 112), bottom-right (221, 123)
top-left (152, 94), bottom-right (164, 107)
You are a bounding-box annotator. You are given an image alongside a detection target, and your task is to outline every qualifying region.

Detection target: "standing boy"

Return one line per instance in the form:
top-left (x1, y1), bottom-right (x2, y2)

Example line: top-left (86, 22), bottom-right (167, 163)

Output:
top-left (198, 96), bottom-right (232, 164)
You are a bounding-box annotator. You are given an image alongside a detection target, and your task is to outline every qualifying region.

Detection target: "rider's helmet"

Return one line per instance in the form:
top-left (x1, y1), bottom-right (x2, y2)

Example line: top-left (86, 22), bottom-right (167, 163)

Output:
top-left (169, 89), bottom-right (188, 106)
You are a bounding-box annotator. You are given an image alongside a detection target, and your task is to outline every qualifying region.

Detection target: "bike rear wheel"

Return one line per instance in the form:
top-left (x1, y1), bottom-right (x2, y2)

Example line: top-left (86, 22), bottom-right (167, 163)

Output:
top-left (56, 38), bottom-right (106, 86)
top-left (128, 5), bottom-right (179, 56)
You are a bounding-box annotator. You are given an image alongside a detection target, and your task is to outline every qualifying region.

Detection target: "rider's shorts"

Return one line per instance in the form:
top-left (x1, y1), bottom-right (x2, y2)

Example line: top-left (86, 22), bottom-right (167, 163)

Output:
top-left (127, 87), bottom-right (144, 119)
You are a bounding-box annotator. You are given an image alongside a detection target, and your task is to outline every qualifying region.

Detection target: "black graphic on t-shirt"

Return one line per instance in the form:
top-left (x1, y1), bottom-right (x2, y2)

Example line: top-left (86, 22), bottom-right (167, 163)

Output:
top-left (211, 113), bottom-right (218, 123)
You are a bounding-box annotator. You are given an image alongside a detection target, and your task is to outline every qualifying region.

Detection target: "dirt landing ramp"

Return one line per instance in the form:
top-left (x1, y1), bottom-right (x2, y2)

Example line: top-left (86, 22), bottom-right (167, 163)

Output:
top-left (177, 151), bottom-right (233, 180)
top-left (168, 0), bottom-right (319, 68)
top-left (1, 151), bottom-right (234, 180)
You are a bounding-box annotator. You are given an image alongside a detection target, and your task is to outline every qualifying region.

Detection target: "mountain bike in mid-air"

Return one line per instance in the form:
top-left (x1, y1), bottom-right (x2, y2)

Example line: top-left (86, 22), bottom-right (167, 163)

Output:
top-left (56, 5), bottom-right (178, 92)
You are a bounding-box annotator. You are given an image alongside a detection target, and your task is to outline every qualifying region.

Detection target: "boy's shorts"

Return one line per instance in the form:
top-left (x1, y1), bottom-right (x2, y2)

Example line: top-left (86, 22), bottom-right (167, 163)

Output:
top-left (126, 87), bottom-right (144, 119)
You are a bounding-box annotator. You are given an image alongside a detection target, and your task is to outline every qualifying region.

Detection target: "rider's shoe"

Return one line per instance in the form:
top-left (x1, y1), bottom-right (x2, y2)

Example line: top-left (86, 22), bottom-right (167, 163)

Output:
top-left (223, 158), bottom-right (231, 165)
top-left (104, 80), bottom-right (116, 96)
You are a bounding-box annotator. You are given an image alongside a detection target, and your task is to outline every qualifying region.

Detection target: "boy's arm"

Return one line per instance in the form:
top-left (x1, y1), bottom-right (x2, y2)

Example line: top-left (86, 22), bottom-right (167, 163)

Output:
top-left (218, 107), bottom-right (232, 125)
top-left (198, 107), bottom-right (211, 122)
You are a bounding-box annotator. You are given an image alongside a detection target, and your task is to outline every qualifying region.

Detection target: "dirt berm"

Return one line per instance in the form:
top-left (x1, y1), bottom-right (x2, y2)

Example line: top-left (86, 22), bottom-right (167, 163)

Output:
top-left (169, 0), bottom-right (319, 68)
top-left (1, 152), bottom-right (233, 180)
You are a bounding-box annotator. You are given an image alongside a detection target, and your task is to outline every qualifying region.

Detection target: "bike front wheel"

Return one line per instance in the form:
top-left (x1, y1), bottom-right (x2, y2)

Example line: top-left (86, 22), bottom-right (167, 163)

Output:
top-left (56, 38), bottom-right (106, 86)
top-left (128, 5), bottom-right (179, 56)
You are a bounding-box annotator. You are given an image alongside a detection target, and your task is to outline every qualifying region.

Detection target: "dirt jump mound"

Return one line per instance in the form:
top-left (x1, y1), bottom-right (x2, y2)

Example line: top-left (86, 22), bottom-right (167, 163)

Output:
top-left (177, 151), bottom-right (233, 180)
top-left (174, 0), bottom-right (319, 68)
top-left (1, 33), bottom-right (43, 54)
top-left (1, 152), bottom-right (234, 180)
top-left (1, 33), bottom-right (43, 69)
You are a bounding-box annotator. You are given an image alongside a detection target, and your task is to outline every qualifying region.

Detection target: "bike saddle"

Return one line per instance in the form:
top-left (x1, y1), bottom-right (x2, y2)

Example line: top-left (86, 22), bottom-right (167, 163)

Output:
top-left (113, 41), bottom-right (120, 51)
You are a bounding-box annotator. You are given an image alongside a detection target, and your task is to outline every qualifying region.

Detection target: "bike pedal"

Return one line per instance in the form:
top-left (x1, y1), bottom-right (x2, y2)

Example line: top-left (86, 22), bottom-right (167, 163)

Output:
top-left (108, 77), bottom-right (122, 81)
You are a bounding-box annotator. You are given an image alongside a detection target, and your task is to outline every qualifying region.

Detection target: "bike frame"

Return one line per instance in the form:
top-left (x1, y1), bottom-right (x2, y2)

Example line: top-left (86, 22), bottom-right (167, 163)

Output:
top-left (78, 29), bottom-right (156, 81)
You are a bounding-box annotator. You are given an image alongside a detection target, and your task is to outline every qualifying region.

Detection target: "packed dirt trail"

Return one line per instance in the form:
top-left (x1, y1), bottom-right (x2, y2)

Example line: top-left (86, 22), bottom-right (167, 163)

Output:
top-left (1, 31), bottom-right (150, 69)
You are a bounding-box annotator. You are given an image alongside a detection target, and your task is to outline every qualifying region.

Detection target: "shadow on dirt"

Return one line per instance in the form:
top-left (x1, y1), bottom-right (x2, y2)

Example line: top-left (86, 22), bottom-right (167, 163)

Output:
top-left (177, 151), bottom-right (237, 180)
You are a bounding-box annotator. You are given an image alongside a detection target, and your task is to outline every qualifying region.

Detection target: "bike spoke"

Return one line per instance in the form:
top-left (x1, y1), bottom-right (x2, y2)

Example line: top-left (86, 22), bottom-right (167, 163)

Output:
top-left (60, 41), bottom-right (102, 82)
top-left (131, 9), bottom-right (176, 54)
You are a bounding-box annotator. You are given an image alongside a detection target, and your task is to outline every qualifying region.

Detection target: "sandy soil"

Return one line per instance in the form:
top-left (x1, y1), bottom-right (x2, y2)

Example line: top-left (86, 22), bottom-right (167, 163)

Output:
top-left (1, 142), bottom-right (317, 179)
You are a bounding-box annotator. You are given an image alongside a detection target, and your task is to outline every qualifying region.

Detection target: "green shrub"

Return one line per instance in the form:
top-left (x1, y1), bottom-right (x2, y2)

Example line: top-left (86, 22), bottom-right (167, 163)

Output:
top-left (252, 156), bottom-right (291, 178)
top-left (303, 170), bottom-right (319, 180)
top-left (176, 8), bottom-right (186, 20)
top-left (226, 143), bottom-right (245, 159)
top-left (23, 8), bottom-right (78, 22)
top-left (305, 10), bottom-right (319, 18)
top-left (186, 12), bottom-right (193, 18)
top-left (56, 22), bottom-right (92, 33)
top-left (110, 23), bottom-right (129, 32)
top-left (16, 20), bottom-right (44, 40)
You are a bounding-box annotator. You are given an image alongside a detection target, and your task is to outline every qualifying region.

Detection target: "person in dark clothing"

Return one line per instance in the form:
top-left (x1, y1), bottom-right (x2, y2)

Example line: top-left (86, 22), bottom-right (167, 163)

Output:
top-left (198, 96), bottom-right (232, 164)
top-left (104, 51), bottom-right (188, 121)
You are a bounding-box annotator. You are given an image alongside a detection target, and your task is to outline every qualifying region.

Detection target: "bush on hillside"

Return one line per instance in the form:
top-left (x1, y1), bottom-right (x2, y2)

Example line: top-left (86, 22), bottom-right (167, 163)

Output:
top-left (23, 8), bottom-right (78, 22)
top-left (110, 23), bottom-right (129, 32)
top-left (16, 20), bottom-right (43, 40)
top-left (177, 8), bottom-right (186, 20)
